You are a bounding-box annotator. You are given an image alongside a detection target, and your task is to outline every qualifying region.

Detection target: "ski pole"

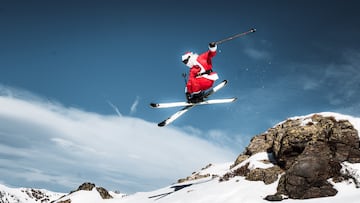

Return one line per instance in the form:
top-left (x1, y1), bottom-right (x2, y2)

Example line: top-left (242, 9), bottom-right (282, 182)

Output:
top-left (182, 73), bottom-right (187, 85)
top-left (214, 28), bottom-right (256, 45)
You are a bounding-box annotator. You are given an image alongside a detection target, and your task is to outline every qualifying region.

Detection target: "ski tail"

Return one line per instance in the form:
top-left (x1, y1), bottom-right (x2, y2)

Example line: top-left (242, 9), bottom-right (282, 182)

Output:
top-left (204, 80), bottom-right (227, 98)
top-left (158, 105), bottom-right (194, 127)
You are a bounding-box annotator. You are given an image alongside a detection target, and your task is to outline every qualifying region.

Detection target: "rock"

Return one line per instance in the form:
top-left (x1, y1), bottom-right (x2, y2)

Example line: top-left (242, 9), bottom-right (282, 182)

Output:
top-left (76, 182), bottom-right (95, 191)
top-left (178, 173), bottom-right (210, 183)
top-left (57, 200), bottom-right (71, 203)
top-left (96, 187), bottom-right (113, 199)
top-left (229, 114), bottom-right (360, 201)
top-left (276, 142), bottom-right (340, 199)
top-left (245, 132), bottom-right (275, 155)
top-left (69, 182), bottom-right (112, 199)
top-left (264, 194), bottom-right (284, 201)
top-left (271, 115), bottom-right (360, 200)
top-left (231, 154), bottom-right (249, 168)
top-left (246, 166), bottom-right (283, 185)
top-left (220, 163), bottom-right (250, 182)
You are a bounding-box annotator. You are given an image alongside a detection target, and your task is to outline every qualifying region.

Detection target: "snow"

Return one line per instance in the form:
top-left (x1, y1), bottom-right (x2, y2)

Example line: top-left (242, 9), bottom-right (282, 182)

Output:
top-left (232, 152), bottom-right (275, 170)
top-left (341, 162), bottom-right (360, 187)
top-left (52, 160), bottom-right (360, 203)
top-left (289, 112), bottom-right (360, 138)
top-left (0, 184), bottom-right (64, 203)
top-left (2, 112), bottom-right (360, 203)
top-left (57, 188), bottom-right (107, 203)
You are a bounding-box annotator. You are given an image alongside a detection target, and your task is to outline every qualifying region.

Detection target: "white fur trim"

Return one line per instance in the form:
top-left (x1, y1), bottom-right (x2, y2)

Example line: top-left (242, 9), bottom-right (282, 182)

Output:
top-left (195, 60), bottom-right (206, 73)
top-left (209, 44), bottom-right (217, 52)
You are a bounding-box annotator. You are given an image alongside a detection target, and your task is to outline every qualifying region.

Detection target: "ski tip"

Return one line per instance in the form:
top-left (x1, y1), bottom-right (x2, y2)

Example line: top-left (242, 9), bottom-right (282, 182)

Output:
top-left (150, 103), bottom-right (159, 108)
top-left (222, 80), bottom-right (228, 85)
top-left (158, 121), bottom-right (166, 127)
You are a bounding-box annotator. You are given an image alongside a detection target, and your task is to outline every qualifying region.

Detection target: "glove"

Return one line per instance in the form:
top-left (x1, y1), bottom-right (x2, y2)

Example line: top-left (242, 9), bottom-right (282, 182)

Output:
top-left (209, 42), bottom-right (216, 48)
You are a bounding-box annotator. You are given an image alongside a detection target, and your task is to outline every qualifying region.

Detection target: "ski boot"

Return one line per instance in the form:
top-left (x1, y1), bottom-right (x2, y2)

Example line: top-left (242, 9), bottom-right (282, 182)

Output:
top-left (186, 91), bottom-right (204, 103)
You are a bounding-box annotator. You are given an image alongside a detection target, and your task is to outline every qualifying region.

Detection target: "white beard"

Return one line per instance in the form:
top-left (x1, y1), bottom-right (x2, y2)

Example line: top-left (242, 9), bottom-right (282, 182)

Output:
top-left (186, 53), bottom-right (199, 68)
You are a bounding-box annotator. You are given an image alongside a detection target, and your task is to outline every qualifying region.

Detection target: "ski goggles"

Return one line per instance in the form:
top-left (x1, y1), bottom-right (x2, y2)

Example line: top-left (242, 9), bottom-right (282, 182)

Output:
top-left (182, 55), bottom-right (190, 64)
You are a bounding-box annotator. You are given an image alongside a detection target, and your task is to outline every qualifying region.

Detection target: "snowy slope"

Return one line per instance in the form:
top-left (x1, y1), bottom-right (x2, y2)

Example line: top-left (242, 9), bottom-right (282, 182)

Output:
top-left (0, 184), bottom-right (65, 203)
top-left (53, 154), bottom-right (360, 203)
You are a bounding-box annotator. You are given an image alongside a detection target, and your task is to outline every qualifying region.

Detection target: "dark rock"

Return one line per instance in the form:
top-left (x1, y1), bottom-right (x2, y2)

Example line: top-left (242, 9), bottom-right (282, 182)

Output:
top-left (57, 200), bottom-right (71, 203)
top-left (69, 182), bottom-right (113, 199)
top-left (277, 142), bottom-right (339, 199)
top-left (245, 132), bottom-right (274, 155)
top-left (246, 166), bottom-right (283, 185)
top-left (220, 162), bottom-right (250, 182)
top-left (264, 194), bottom-right (284, 201)
top-left (96, 187), bottom-right (113, 199)
top-left (230, 114), bottom-right (360, 201)
top-left (76, 182), bottom-right (95, 191)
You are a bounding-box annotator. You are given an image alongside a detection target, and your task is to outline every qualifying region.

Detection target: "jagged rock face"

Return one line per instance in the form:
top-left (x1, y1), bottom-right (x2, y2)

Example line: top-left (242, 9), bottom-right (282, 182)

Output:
top-left (96, 187), bottom-right (113, 199)
top-left (76, 182), bottom-right (96, 191)
top-left (271, 115), bottom-right (359, 200)
top-left (232, 114), bottom-right (360, 201)
top-left (276, 141), bottom-right (341, 199)
top-left (272, 115), bottom-right (359, 169)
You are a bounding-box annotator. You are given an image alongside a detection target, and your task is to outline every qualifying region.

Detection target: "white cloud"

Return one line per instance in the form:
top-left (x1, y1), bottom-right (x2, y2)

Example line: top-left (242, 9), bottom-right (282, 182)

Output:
top-left (0, 88), bottom-right (235, 194)
top-left (107, 100), bottom-right (122, 117)
top-left (301, 76), bottom-right (320, 90)
top-left (243, 48), bottom-right (271, 60)
top-left (322, 50), bottom-right (360, 106)
top-left (130, 96), bottom-right (139, 115)
top-left (242, 38), bottom-right (272, 61)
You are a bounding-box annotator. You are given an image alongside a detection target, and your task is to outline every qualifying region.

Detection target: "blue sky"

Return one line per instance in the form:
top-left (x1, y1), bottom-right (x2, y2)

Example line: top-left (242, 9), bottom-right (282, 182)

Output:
top-left (1, 0), bottom-right (360, 193)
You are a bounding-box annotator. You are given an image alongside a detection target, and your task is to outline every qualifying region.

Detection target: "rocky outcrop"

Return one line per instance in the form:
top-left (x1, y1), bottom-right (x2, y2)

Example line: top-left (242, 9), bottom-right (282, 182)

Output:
top-left (57, 200), bottom-right (71, 203)
top-left (0, 186), bottom-right (63, 203)
top-left (178, 164), bottom-right (215, 183)
top-left (228, 114), bottom-right (360, 201)
top-left (70, 182), bottom-right (112, 199)
top-left (74, 182), bottom-right (96, 191)
top-left (56, 182), bottom-right (113, 202)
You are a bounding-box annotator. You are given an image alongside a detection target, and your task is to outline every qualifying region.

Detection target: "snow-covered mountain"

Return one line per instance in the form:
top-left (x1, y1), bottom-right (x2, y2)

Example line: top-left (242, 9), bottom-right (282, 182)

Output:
top-left (0, 184), bottom-right (64, 203)
top-left (2, 112), bottom-right (360, 203)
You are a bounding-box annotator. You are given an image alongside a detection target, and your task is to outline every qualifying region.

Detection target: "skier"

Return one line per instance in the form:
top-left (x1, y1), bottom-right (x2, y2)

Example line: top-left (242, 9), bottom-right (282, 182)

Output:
top-left (182, 42), bottom-right (219, 103)
top-left (152, 28), bottom-right (255, 126)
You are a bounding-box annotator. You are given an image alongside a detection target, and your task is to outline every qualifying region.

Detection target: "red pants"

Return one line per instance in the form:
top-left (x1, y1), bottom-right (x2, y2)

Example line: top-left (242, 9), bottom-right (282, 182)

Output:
top-left (186, 77), bottom-right (214, 94)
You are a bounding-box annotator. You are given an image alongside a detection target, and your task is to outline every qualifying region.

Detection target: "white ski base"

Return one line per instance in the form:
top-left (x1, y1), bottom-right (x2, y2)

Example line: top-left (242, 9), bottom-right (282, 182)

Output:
top-left (151, 98), bottom-right (237, 108)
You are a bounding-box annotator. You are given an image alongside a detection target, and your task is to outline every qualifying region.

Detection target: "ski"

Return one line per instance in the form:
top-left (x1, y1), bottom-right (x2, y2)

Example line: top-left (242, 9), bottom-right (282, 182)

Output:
top-left (157, 105), bottom-right (195, 127)
top-left (152, 80), bottom-right (233, 127)
top-left (151, 98), bottom-right (237, 108)
top-left (156, 98), bottom-right (236, 127)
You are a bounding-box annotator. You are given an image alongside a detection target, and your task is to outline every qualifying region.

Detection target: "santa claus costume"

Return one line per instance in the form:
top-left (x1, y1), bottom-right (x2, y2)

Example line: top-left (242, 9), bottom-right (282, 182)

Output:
top-left (182, 43), bottom-right (219, 103)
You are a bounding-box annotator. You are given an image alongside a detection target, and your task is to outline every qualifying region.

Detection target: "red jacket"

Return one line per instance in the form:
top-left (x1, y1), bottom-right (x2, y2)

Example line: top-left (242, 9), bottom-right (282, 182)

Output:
top-left (196, 50), bottom-right (216, 73)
